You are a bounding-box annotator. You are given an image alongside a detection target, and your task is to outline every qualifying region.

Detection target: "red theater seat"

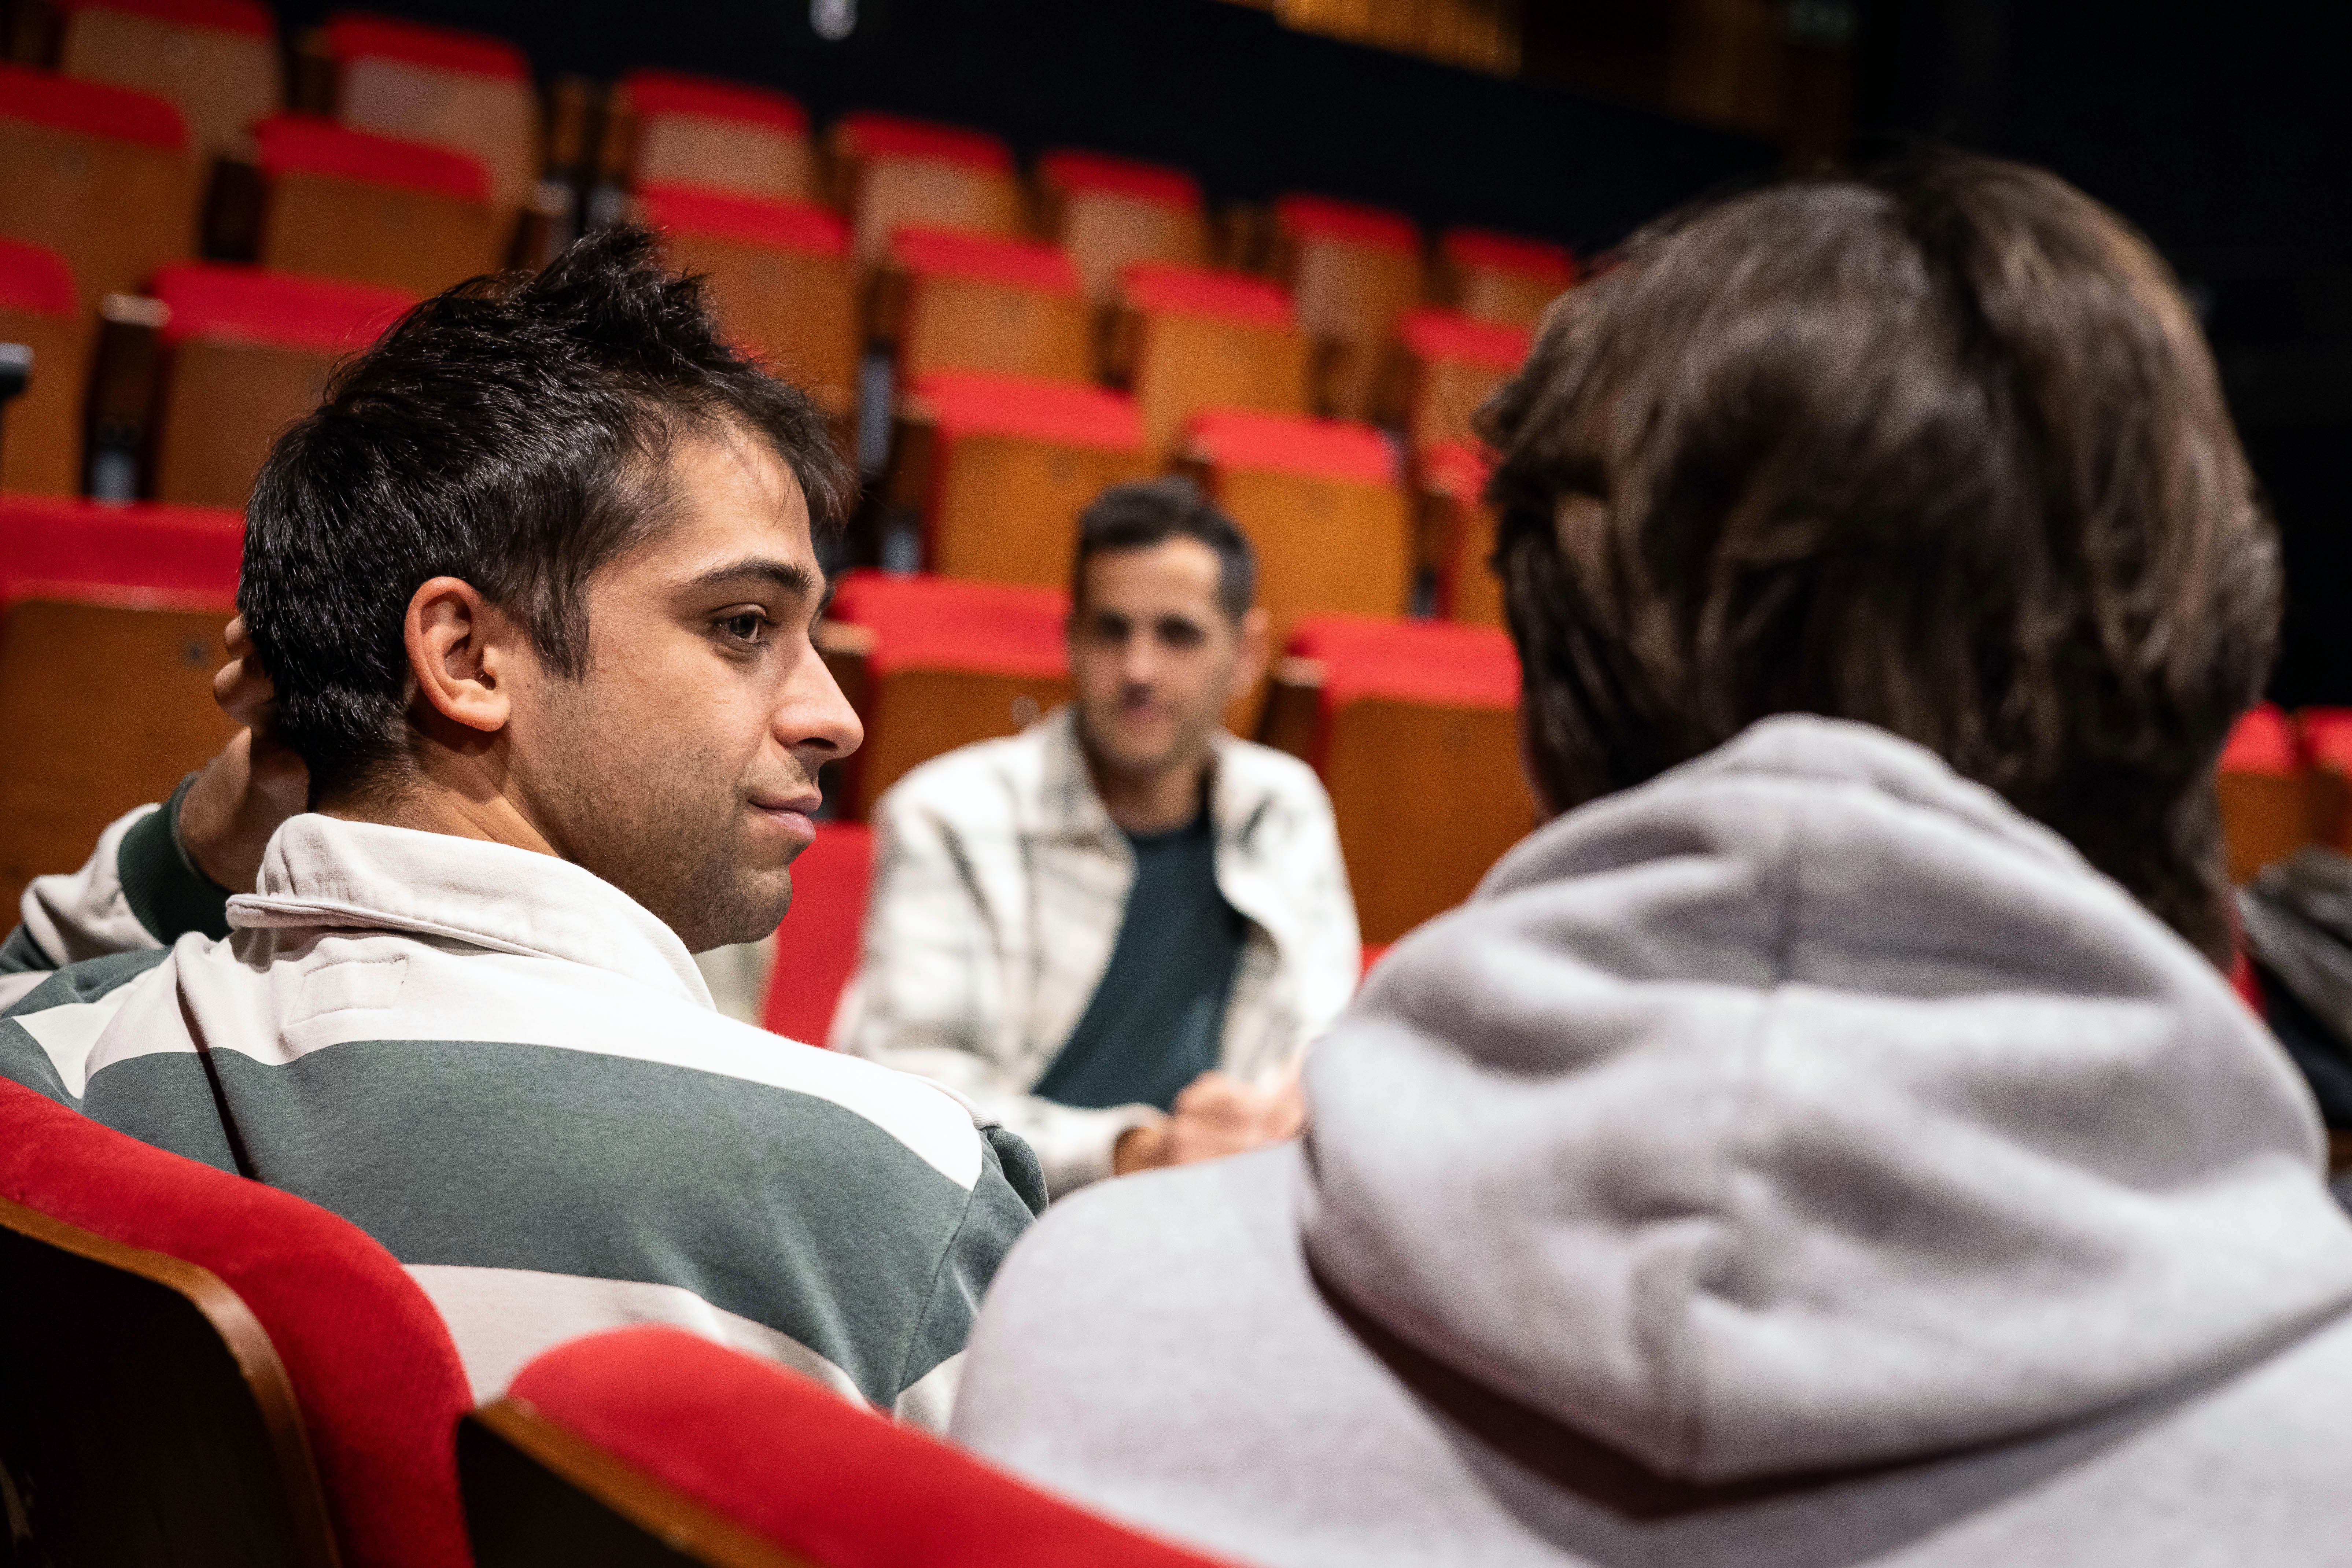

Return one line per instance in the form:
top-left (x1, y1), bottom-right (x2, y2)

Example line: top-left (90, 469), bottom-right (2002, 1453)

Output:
top-left (0, 238), bottom-right (85, 495)
top-left (2217, 701), bottom-right (2317, 885)
top-left (622, 70), bottom-right (812, 202)
top-left (2302, 708), bottom-right (2352, 852)
top-left (1272, 194), bottom-right (1423, 419)
top-left (460, 1326), bottom-right (1234, 1568)
top-left (1263, 615), bottom-right (1530, 943)
top-left (821, 571), bottom-right (1070, 817)
top-left (0, 64), bottom-right (198, 312)
top-left (0, 495), bottom-right (244, 909)
top-left (761, 820), bottom-right (874, 1047)
top-left (903, 370), bottom-right (1149, 586)
top-left (1380, 307), bottom-right (1529, 451)
top-left (1114, 262), bottom-right (1311, 458)
top-left (320, 11), bottom-right (537, 212)
top-left (0, 1077), bottom-right (471, 1568)
top-left (1419, 439), bottom-right (1501, 626)
top-left (149, 262), bottom-right (415, 507)
top-left (888, 227), bottom-right (1090, 381)
top-left (1183, 408), bottom-right (1409, 687)
top-left (254, 112), bottom-right (501, 295)
top-left (1037, 150), bottom-right (1207, 302)
top-left (58, 0), bottom-right (282, 159)
top-left (1438, 226), bottom-right (1577, 329)
top-left (830, 111), bottom-right (1020, 265)
top-left (641, 183), bottom-right (856, 410)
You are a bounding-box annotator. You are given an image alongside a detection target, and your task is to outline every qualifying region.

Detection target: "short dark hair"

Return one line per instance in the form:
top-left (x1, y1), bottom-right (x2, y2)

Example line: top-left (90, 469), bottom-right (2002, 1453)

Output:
top-left (1070, 477), bottom-right (1256, 622)
top-left (1481, 154), bottom-right (2276, 966)
top-left (240, 224), bottom-right (856, 802)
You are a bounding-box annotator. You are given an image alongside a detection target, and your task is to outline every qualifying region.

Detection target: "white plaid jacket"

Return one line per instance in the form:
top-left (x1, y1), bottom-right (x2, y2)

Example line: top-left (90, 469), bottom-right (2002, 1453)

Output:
top-left (838, 707), bottom-right (1361, 1196)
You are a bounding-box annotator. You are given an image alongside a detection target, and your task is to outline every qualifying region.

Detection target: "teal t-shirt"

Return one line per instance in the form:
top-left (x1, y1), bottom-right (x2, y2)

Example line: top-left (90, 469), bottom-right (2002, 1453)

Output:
top-left (1032, 803), bottom-right (1249, 1113)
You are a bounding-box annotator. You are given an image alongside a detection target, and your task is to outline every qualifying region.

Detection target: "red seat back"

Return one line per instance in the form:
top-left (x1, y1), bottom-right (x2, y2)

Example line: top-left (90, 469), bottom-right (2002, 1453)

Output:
top-left (0, 1078), bottom-right (472, 1567)
top-left (762, 820), bottom-right (875, 1047)
top-left (465, 1325), bottom-right (1234, 1567)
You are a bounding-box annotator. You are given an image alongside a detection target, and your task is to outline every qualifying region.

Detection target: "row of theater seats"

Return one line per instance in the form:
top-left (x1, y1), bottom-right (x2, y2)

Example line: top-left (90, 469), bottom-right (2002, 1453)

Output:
top-left (1, 1072), bottom-right (1223, 1566)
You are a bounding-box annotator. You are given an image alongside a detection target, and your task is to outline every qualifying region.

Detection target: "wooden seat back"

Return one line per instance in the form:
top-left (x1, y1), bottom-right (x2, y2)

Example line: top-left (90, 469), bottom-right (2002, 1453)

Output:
top-left (2218, 703), bottom-right (2329, 885)
top-left (831, 112), bottom-right (1021, 265)
top-left (1378, 307), bottom-right (1529, 452)
top-left (890, 227), bottom-right (1090, 382)
top-left (821, 572), bottom-right (1071, 818)
top-left (1036, 150), bottom-right (1207, 302)
top-left (147, 262), bottom-right (415, 508)
top-left (322, 12), bottom-right (538, 213)
top-left (0, 65), bottom-right (198, 313)
top-left (1418, 440), bottom-right (1503, 627)
top-left (905, 370), bottom-right (1150, 587)
top-left (1262, 617), bottom-right (1530, 943)
top-left (641, 184), bottom-right (857, 413)
top-left (59, 0), bottom-right (283, 159)
top-left (623, 70), bottom-right (812, 201)
top-left (1436, 227), bottom-right (1577, 329)
top-left (1114, 263), bottom-right (1309, 458)
top-left (0, 238), bottom-right (85, 494)
top-left (1273, 195), bottom-right (1423, 419)
top-left (254, 112), bottom-right (502, 296)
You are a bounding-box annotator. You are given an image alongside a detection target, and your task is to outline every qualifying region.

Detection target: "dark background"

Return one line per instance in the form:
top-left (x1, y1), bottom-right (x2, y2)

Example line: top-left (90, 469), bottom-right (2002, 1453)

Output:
top-left (264, 0), bottom-right (2352, 701)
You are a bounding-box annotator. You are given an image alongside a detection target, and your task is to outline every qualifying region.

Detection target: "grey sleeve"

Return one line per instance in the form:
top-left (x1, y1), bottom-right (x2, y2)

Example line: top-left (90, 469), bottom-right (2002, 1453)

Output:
top-left (5, 776), bottom-right (232, 978)
top-left (889, 1124), bottom-right (1046, 1431)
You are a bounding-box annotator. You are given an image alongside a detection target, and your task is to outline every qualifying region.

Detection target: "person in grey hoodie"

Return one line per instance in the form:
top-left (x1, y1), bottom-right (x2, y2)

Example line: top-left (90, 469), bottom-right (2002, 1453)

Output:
top-left (945, 155), bottom-right (2352, 1563)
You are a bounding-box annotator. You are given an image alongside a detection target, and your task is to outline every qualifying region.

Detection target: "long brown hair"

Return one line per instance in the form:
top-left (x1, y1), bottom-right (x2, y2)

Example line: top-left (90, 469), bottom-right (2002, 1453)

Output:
top-left (1482, 154), bottom-right (2277, 965)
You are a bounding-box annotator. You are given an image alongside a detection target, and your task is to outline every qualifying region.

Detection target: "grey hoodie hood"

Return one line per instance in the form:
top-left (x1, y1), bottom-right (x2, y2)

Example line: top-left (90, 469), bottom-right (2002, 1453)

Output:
top-left (1300, 715), bottom-right (2352, 1485)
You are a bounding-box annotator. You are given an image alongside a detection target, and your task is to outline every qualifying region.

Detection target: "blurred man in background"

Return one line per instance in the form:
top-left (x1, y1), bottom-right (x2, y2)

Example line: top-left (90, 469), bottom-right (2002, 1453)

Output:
top-left (843, 479), bottom-right (1360, 1198)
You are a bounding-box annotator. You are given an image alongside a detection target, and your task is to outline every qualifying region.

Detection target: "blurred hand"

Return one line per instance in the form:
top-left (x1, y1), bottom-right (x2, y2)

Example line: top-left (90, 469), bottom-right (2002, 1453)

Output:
top-left (178, 616), bottom-right (309, 892)
top-left (1112, 1066), bottom-right (1308, 1176)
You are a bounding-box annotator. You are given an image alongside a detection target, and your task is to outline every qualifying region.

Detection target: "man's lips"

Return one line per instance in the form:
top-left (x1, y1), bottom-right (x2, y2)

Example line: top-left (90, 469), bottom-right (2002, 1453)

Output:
top-left (748, 794), bottom-right (821, 841)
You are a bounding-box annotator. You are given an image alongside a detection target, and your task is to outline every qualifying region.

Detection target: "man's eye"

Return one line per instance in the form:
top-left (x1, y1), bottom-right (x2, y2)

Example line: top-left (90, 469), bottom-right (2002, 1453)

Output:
top-left (720, 613), bottom-right (768, 645)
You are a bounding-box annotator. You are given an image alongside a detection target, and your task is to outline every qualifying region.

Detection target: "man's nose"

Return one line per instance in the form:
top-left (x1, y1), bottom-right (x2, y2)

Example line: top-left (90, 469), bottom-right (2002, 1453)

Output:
top-left (781, 648), bottom-right (864, 760)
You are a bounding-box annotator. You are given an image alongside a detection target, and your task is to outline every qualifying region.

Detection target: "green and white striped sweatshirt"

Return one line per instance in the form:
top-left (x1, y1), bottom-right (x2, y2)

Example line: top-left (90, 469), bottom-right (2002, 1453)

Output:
top-left (0, 786), bottom-right (1046, 1429)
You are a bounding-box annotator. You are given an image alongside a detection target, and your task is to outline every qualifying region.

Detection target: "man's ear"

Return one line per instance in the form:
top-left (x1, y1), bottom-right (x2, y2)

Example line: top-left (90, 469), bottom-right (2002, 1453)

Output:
top-left (1229, 606), bottom-right (1272, 700)
top-left (404, 576), bottom-right (520, 735)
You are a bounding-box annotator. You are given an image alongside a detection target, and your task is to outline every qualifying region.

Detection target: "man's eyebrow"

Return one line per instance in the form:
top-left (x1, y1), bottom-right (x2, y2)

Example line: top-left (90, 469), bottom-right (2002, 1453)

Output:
top-left (683, 557), bottom-right (820, 599)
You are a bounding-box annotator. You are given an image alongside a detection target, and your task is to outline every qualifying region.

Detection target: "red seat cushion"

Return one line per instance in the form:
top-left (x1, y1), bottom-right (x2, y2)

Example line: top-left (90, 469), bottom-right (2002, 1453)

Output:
top-left (322, 11), bottom-right (527, 80)
top-left (833, 111), bottom-right (1010, 171)
top-left (0, 1078), bottom-right (471, 1568)
top-left (0, 495), bottom-right (244, 605)
top-left (152, 262), bottom-right (416, 353)
top-left (639, 183), bottom-right (847, 258)
top-left (1440, 226), bottom-right (1578, 285)
top-left (0, 236), bottom-right (76, 318)
top-left (828, 571), bottom-right (1068, 681)
top-left (1037, 150), bottom-right (1199, 209)
top-left (915, 370), bottom-right (1143, 454)
top-left (1273, 193), bottom-right (1418, 254)
top-left (762, 820), bottom-right (874, 1047)
top-left (1186, 408), bottom-right (1394, 486)
top-left (891, 228), bottom-right (1081, 296)
top-left (2302, 708), bottom-right (2352, 776)
top-left (0, 61), bottom-right (187, 150)
top-left (622, 69), bottom-right (806, 135)
top-left (254, 112), bottom-right (490, 203)
top-left (2221, 701), bottom-right (2300, 776)
top-left (509, 1326), bottom-right (1235, 1567)
top-left (1119, 262), bottom-right (1292, 331)
top-left (1289, 614), bottom-right (1520, 713)
top-left (1394, 307), bottom-right (1531, 370)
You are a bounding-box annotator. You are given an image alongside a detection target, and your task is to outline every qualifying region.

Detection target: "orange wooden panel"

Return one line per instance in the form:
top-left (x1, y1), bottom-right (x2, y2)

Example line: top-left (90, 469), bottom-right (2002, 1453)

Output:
top-left (900, 277), bottom-right (1090, 382)
top-left (855, 669), bottom-right (1073, 816)
top-left (152, 338), bottom-right (337, 509)
top-left (0, 121), bottom-right (198, 310)
top-left (1405, 355), bottom-right (1507, 452)
top-left (1213, 468), bottom-right (1413, 645)
top-left (636, 121), bottom-right (812, 202)
top-left (1057, 191), bottom-right (1208, 302)
top-left (1132, 313), bottom-right (1311, 458)
top-left (2218, 770), bottom-right (2322, 885)
top-left (931, 436), bottom-right (1152, 587)
top-left (339, 58), bottom-right (538, 212)
top-left (0, 304), bottom-right (86, 495)
top-left (1324, 698), bottom-right (1531, 942)
top-left (259, 173), bottom-right (502, 296)
top-left (0, 598), bottom-right (237, 915)
top-left (1435, 492), bottom-right (1502, 627)
top-left (1455, 268), bottom-right (1560, 329)
top-left (852, 160), bottom-right (1021, 265)
top-left (61, 8), bottom-right (283, 160)
top-left (1290, 241), bottom-right (1422, 418)
top-left (662, 232), bottom-right (857, 401)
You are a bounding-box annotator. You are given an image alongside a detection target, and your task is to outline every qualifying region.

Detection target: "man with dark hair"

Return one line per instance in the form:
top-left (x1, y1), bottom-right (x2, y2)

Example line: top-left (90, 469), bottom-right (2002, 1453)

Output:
top-left (841, 477), bottom-right (1361, 1197)
top-left (0, 228), bottom-right (1042, 1426)
top-left (950, 158), bottom-right (2352, 1558)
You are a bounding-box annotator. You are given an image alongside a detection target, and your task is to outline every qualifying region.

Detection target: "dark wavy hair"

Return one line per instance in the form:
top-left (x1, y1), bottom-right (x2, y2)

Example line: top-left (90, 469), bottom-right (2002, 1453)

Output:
top-left (1481, 154), bottom-right (2277, 965)
top-left (240, 224), bottom-right (856, 802)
